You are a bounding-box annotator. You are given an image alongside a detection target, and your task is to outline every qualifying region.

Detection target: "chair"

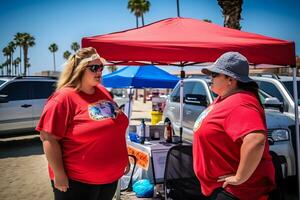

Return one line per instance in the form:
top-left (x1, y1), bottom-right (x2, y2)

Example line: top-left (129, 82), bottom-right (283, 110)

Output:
top-left (114, 155), bottom-right (137, 200)
top-left (121, 155), bottom-right (137, 192)
top-left (268, 151), bottom-right (286, 200)
top-left (164, 145), bottom-right (208, 200)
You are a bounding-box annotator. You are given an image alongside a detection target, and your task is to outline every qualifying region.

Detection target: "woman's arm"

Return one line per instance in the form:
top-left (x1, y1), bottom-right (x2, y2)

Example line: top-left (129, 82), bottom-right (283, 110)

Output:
top-left (218, 131), bottom-right (266, 187)
top-left (40, 131), bottom-right (69, 192)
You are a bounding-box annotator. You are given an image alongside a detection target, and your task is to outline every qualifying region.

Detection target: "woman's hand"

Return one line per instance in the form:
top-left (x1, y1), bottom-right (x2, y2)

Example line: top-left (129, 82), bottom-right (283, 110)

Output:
top-left (54, 171), bottom-right (69, 192)
top-left (218, 132), bottom-right (266, 188)
top-left (124, 162), bottom-right (131, 175)
top-left (217, 174), bottom-right (244, 188)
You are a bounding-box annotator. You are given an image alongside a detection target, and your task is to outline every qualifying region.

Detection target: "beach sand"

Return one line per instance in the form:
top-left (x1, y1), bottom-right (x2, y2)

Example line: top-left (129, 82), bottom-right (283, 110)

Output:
top-left (0, 99), bottom-right (156, 200)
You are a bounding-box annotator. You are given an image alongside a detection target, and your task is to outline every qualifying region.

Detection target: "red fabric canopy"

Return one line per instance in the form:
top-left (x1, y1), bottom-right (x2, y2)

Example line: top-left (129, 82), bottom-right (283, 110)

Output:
top-left (82, 17), bottom-right (296, 66)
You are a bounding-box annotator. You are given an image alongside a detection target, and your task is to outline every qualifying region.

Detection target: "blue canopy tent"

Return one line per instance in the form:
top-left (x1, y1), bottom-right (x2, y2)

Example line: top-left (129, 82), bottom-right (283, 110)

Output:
top-left (102, 65), bottom-right (179, 120)
top-left (103, 65), bottom-right (179, 89)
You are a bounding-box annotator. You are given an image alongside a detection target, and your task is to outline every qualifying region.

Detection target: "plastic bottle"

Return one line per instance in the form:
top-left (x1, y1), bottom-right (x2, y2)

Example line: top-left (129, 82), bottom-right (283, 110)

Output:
top-left (140, 119), bottom-right (146, 144)
top-left (165, 121), bottom-right (172, 143)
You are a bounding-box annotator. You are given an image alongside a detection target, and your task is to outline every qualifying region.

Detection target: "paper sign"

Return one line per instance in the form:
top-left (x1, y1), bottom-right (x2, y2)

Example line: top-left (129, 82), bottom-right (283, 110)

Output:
top-left (127, 145), bottom-right (149, 170)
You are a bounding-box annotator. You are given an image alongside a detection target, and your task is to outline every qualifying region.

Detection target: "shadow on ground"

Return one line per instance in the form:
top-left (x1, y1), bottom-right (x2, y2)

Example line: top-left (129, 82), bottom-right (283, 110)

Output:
top-left (0, 136), bottom-right (43, 158)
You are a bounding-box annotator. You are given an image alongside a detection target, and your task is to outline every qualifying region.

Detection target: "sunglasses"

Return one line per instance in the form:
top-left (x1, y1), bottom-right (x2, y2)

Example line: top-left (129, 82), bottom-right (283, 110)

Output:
top-left (87, 64), bottom-right (104, 73)
top-left (211, 72), bottom-right (220, 78)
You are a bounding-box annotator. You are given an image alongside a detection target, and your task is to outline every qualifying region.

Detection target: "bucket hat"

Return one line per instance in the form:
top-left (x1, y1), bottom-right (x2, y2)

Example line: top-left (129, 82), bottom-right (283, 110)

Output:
top-left (201, 52), bottom-right (253, 83)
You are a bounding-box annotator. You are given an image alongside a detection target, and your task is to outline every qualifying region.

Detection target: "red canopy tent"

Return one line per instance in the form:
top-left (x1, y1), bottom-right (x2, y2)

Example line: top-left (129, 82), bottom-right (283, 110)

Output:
top-left (82, 17), bottom-right (299, 190)
top-left (82, 17), bottom-right (295, 66)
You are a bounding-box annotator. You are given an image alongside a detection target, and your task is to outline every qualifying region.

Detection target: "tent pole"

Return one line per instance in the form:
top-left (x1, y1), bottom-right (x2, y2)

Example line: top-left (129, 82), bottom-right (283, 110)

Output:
top-left (179, 65), bottom-right (185, 143)
top-left (127, 87), bottom-right (133, 120)
top-left (292, 66), bottom-right (300, 197)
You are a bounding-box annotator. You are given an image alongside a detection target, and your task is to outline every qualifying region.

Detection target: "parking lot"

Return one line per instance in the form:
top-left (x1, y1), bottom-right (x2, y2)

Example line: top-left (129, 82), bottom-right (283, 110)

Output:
top-left (0, 99), bottom-right (298, 200)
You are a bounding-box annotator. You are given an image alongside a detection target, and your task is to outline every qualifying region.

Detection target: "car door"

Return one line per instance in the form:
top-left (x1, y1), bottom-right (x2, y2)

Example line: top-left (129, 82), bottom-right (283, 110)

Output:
top-left (183, 81), bottom-right (209, 141)
top-left (31, 81), bottom-right (56, 126)
top-left (167, 85), bottom-right (181, 131)
top-left (182, 81), bottom-right (196, 130)
top-left (184, 81), bottom-right (209, 129)
top-left (0, 81), bottom-right (33, 133)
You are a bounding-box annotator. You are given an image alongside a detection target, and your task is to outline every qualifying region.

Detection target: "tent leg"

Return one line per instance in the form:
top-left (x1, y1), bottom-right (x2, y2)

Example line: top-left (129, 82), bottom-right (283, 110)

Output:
top-left (179, 67), bottom-right (185, 143)
top-left (127, 87), bottom-right (133, 120)
top-left (292, 67), bottom-right (300, 197)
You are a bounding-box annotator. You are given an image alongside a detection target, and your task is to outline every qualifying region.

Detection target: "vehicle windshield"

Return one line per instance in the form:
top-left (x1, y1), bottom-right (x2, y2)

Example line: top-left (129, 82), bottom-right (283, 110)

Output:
top-left (282, 81), bottom-right (300, 106)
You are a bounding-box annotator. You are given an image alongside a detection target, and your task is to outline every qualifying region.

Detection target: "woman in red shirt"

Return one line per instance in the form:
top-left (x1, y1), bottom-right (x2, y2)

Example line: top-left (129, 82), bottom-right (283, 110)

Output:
top-left (36, 47), bottom-right (129, 200)
top-left (193, 52), bottom-right (275, 200)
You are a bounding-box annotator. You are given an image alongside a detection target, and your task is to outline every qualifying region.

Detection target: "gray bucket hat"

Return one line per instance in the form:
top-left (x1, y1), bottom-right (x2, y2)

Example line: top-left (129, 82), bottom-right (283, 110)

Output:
top-left (201, 52), bottom-right (253, 83)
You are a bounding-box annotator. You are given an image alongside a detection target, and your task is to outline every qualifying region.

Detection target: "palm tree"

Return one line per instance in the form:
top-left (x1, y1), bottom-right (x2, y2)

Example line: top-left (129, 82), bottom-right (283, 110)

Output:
top-left (0, 63), bottom-right (3, 75)
top-left (71, 42), bottom-right (80, 53)
top-left (14, 32), bottom-right (24, 75)
top-left (7, 41), bottom-right (16, 75)
top-left (63, 50), bottom-right (71, 60)
top-left (176, 0), bottom-right (180, 17)
top-left (217, 0), bottom-right (243, 30)
top-left (13, 57), bottom-right (21, 75)
top-left (127, 0), bottom-right (151, 27)
top-left (25, 58), bottom-right (31, 75)
top-left (19, 33), bottom-right (35, 75)
top-left (2, 46), bottom-right (10, 75)
top-left (140, 0), bottom-right (150, 26)
top-left (49, 43), bottom-right (58, 71)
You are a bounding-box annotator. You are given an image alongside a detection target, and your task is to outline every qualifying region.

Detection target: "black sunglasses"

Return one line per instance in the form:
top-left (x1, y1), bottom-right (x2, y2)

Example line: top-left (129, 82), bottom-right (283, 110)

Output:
top-left (87, 64), bottom-right (104, 73)
top-left (211, 72), bottom-right (220, 78)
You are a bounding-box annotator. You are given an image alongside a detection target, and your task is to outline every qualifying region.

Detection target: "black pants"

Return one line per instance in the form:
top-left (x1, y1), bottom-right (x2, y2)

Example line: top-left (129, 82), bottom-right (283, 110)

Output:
top-left (51, 179), bottom-right (118, 200)
top-left (209, 188), bottom-right (239, 200)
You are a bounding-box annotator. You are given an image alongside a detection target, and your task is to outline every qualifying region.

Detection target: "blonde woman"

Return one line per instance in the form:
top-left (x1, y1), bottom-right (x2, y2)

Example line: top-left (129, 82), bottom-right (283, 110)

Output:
top-left (36, 47), bottom-right (129, 200)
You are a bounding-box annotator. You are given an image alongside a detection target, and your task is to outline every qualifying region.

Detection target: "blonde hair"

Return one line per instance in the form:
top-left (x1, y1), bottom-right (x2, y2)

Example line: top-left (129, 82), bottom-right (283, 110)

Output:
top-left (56, 47), bottom-right (104, 91)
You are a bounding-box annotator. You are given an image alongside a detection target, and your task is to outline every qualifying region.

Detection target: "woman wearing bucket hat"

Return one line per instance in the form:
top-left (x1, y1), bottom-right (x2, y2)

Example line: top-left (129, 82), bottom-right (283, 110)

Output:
top-left (193, 52), bottom-right (275, 200)
top-left (36, 47), bottom-right (130, 200)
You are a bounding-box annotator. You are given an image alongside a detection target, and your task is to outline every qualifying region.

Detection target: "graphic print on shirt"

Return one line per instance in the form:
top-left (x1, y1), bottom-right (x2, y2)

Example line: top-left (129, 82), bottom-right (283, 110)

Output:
top-left (88, 100), bottom-right (120, 120)
top-left (193, 105), bottom-right (214, 131)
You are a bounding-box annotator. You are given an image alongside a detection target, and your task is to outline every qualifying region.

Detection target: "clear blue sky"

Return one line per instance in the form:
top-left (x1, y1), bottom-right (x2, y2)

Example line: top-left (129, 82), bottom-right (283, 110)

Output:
top-left (1, 0), bottom-right (299, 75)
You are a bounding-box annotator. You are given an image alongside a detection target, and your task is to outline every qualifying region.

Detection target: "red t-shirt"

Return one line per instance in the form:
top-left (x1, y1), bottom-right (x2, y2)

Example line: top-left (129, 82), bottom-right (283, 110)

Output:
top-left (36, 84), bottom-right (129, 184)
top-left (193, 91), bottom-right (275, 200)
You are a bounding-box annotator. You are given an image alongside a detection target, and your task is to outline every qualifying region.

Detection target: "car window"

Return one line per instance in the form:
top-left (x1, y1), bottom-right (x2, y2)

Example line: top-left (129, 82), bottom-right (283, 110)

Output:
top-left (170, 85), bottom-right (180, 102)
top-left (183, 82), bottom-right (195, 96)
top-left (32, 81), bottom-right (56, 99)
top-left (170, 82), bottom-right (195, 103)
top-left (0, 80), bottom-right (5, 87)
top-left (0, 81), bottom-right (31, 101)
top-left (282, 81), bottom-right (300, 106)
top-left (192, 82), bottom-right (206, 96)
top-left (258, 90), bottom-right (270, 104)
top-left (256, 81), bottom-right (284, 102)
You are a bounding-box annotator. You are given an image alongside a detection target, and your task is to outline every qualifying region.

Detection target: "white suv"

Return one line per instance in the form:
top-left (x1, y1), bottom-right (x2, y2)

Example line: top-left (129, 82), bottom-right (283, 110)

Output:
top-left (0, 76), bottom-right (56, 135)
top-left (163, 77), bottom-right (296, 177)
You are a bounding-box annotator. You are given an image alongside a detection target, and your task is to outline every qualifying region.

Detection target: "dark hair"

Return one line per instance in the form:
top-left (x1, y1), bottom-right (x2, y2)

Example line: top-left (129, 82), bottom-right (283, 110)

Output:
top-left (237, 81), bottom-right (263, 107)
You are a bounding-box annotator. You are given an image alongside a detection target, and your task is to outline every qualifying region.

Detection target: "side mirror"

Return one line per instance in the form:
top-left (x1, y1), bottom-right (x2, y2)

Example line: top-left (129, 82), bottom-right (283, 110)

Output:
top-left (185, 94), bottom-right (208, 106)
top-left (0, 94), bottom-right (8, 103)
top-left (264, 97), bottom-right (284, 112)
